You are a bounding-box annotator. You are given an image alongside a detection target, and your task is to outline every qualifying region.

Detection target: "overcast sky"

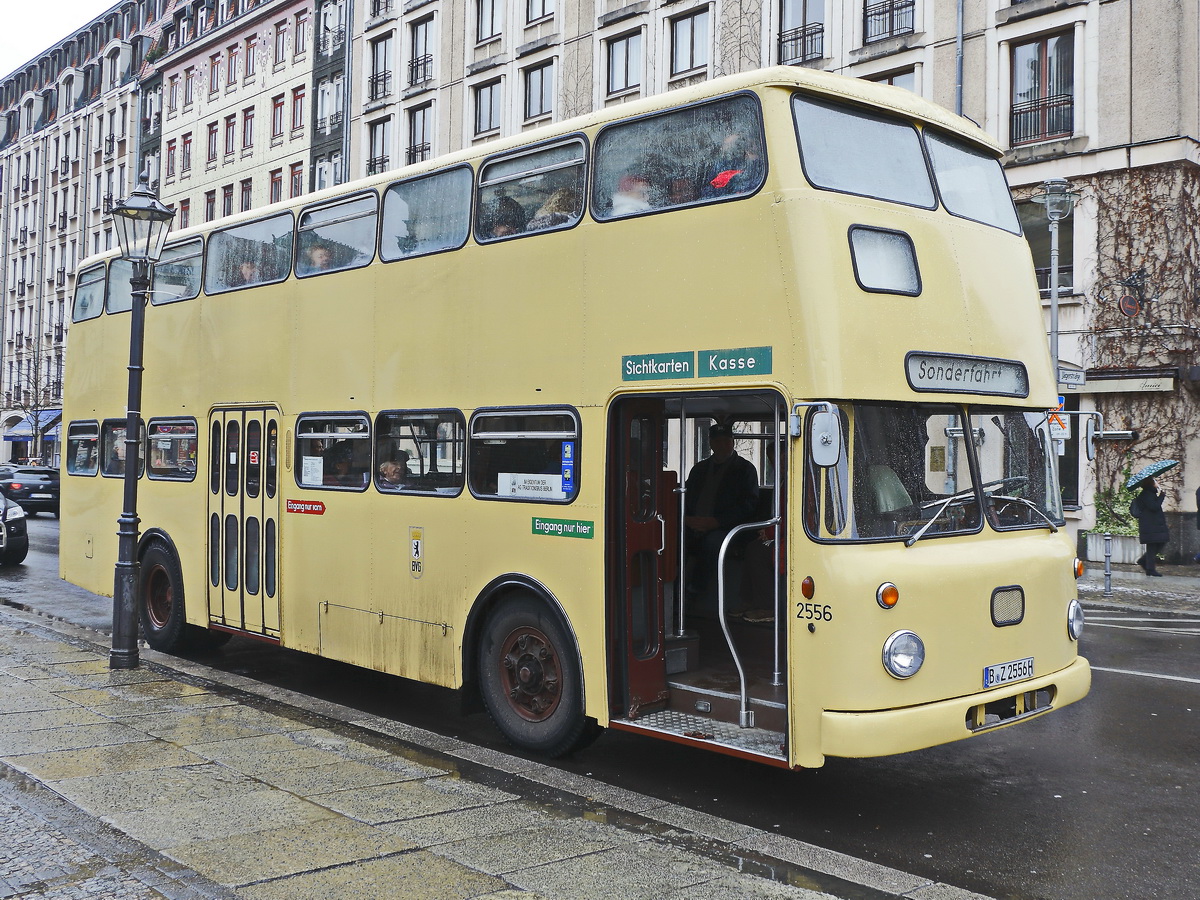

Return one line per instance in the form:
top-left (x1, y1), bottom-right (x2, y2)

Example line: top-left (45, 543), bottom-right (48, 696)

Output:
top-left (1, 1), bottom-right (119, 79)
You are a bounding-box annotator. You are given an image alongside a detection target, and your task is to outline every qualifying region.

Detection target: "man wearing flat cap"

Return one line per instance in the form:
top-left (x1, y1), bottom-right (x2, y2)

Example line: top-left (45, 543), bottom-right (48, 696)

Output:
top-left (684, 423), bottom-right (759, 598)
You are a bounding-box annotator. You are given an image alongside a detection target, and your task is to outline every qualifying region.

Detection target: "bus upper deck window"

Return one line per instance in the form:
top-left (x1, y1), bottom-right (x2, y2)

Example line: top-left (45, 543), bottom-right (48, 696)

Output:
top-left (65, 422), bottom-right (100, 475)
top-left (592, 94), bottom-right (765, 220)
top-left (381, 167), bottom-right (472, 261)
top-left (475, 140), bottom-right (586, 243)
top-left (204, 212), bottom-right (294, 294)
top-left (72, 265), bottom-right (106, 322)
top-left (792, 95), bottom-right (935, 209)
top-left (296, 193), bottom-right (378, 277)
top-left (468, 408), bottom-right (579, 502)
top-left (152, 238), bottom-right (204, 304)
top-left (106, 259), bottom-right (135, 314)
top-left (925, 132), bottom-right (1021, 233)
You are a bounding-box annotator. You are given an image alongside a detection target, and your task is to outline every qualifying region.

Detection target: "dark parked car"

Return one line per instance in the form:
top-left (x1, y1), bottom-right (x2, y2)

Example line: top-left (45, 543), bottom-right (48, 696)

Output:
top-left (0, 495), bottom-right (28, 566)
top-left (0, 466), bottom-right (60, 516)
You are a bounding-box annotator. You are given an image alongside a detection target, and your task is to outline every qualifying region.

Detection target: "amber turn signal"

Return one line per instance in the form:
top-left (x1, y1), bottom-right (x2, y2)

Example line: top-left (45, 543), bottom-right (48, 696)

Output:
top-left (877, 582), bottom-right (899, 609)
top-left (1073, 557), bottom-right (1085, 579)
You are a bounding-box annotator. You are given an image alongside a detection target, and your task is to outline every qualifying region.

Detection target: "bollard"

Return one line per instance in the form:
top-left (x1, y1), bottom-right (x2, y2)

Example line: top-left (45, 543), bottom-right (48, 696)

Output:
top-left (1103, 532), bottom-right (1112, 598)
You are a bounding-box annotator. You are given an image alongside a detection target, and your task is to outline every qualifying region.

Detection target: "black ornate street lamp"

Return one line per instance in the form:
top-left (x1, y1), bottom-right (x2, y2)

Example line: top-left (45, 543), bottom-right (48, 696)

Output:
top-left (109, 174), bottom-right (175, 670)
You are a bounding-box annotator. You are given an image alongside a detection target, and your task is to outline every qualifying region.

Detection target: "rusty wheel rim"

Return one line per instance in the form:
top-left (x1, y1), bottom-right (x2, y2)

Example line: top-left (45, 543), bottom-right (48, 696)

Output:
top-left (144, 565), bottom-right (173, 630)
top-left (497, 625), bottom-right (562, 722)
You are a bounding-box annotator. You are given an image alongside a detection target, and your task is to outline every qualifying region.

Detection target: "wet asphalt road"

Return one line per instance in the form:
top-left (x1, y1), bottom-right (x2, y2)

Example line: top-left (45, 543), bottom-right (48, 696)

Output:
top-left (6, 516), bottom-right (1199, 900)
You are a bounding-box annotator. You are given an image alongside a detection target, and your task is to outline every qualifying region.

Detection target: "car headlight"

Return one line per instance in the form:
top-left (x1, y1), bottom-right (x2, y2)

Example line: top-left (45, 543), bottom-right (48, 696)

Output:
top-left (882, 630), bottom-right (925, 679)
top-left (5, 503), bottom-right (25, 521)
top-left (1067, 599), bottom-right (1084, 641)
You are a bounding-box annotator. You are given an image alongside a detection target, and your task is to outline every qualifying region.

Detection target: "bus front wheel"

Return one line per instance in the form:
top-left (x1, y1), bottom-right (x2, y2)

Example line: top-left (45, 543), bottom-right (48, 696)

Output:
top-left (139, 544), bottom-right (189, 653)
top-left (478, 596), bottom-right (587, 757)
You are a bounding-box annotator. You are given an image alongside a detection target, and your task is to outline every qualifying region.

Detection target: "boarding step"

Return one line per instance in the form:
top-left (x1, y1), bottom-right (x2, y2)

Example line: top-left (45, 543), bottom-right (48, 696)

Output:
top-left (611, 708), bottom-right (786, 760)
top-left (666, 678), bottom-right (788, 734)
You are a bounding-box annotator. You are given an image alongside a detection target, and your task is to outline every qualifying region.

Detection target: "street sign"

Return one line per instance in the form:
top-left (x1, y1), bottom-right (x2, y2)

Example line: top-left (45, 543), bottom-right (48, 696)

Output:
top-left (1049, 397), bottom-right (1070, 440)
top-left (1058, 368), bottom-right (1085, 387)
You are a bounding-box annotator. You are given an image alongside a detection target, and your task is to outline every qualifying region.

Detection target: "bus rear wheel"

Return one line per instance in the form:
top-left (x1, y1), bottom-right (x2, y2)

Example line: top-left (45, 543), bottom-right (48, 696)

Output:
top-left (139, 544), bottom-right (189, 653)
top-left (478, 596), bottom-right (587, 757)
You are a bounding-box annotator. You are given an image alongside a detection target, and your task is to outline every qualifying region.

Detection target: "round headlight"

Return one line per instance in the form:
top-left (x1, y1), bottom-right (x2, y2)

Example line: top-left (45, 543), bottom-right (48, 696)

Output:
top-left (1067, 599), bottom-right (1085, 641)
top-left (882, 630), bottom-right (925, 679)
top-left (5, 502), bottom-right (25, 521)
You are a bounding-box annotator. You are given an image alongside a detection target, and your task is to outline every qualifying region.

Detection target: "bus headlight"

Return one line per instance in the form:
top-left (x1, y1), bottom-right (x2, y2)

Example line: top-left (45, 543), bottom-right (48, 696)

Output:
top-left (1067, 599), bottom-right (1085, 641)
top-left (882, 630), bottom-right (925, 679)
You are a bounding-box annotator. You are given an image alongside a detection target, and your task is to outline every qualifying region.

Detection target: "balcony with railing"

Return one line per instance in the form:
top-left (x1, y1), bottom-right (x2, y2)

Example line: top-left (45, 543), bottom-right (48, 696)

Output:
top-left (406, 143), bottom-right (430, 165)
top-left (102, 194), bottom-right (114, 214)
top-left (1010, 93), bottom-right (1073, 145)
top-left (104, 133), bottom-right (116, 157)
top-left (56, 268), bottom-right (66, 287)
top-left (58, 211), bottom-right (67, 230)
top-left (60, 156), bottom-right (71, 174)
top-left (779, 24), bottom-right (823, 65)
top-left (366, 155), bottom-right (390, 176)
top-left (1034, 265), bottom-right (1074, 298)
top-left (370, 0), bottom-right (394, 15)
top-left (864, 0), bottom-right (915, 43)
top-left (317, 111), bottom-right (344, 132)
top-left (409, 54), bottom-right (434, 86)
top-left (320, 26), bottom-right (346, 53)
top-left (368, 70), bottom-right (393, 101)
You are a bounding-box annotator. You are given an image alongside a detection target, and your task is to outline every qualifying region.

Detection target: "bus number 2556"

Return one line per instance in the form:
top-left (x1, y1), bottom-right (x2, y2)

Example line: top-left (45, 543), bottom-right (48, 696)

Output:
top-left (796, 603), bottom-right (832, 621)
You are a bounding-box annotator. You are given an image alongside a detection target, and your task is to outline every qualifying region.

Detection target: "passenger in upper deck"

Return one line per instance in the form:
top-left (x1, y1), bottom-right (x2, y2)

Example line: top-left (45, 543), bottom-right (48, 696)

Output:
top-left (702, 132), bottom-right (764, 198)
top-left (486, 196), bottom-right (528, 237)
top-left (610, 174), bottom-right (652, 216)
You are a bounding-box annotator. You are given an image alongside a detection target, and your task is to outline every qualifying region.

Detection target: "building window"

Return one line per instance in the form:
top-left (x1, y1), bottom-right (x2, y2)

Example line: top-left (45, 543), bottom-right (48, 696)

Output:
top-left (184, 67), bottom-right (196, 104)
top-left (290, 162), bottom-right (304, 198)
top-left (227, 44), bottom-right (240, 83)
top-left (1018, 201), bottom-right (1074, 298)
top-left (871, 69), bottom-right (916, 92)
top-left (527, 0), bottom-right (553, 23)
top-left (370, 35), bottom-right (393, 101)
top-left (274, 22), bottom-right (288, 65)
top-left (523, 61), bottom-right (553, 121)
top-left (245, 37), bottom-right (257, 78)
top-left (271, 94), bottom-right (285, 137)
top-left (240, 178), bottom-right (253, 212)
top-left (295, 12), bottom-right (310, 56)
top-left (607, 31), bottom-right (641, 95)
top-left (474, 80), bottom-right (501, 136)
top-left (222, 184), bottom-right (234, 217)
top-left (270, 168), bottom-right (283, 203)
top-left (207, 122), bottom-right (218, 161)
top-left (165, 139), bottom-right (177, 177)
top-left (181, 132), bottom-right (192, 171)
top-left (205, 190), bottom-right (216, 222)
top-left (1011, 33), bottom-right (1073, 145)
top-left (291, 86), bottom-right (306, 130)
top-left (477, 0), bottom-right (501, 42)
top-left (671, 8), bottom-right (710, 76)
top-left (407, 103), bottom-right (431, 164)
top-left (224, 114), bottom-right (236, 154)
top-left (179, 198), bottom-right (190, 229)
top-left (864, 0), bottom-right (914, 44)
top-left (242, 107), bottom-right (254, 148)
top-left (209, 54), bottom-right (221, 93)
top-left (779, 0), bottom-right (823, 64)
top-left (410, 18), bottom-right (434, 86)
top-left (368, 118), bottom-right (391, 174)
top-left (168, 75), bottom-right (180, 110)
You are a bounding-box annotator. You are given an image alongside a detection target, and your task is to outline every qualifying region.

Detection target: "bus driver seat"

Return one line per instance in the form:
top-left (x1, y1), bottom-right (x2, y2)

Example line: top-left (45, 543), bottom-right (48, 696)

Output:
top-left (867, 465), bottom-right (912, 514)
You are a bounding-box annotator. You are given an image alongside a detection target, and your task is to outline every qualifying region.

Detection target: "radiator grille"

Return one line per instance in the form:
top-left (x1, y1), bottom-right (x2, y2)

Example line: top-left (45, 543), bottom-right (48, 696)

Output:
top-left (991, 586), bottom-right (1025, 626)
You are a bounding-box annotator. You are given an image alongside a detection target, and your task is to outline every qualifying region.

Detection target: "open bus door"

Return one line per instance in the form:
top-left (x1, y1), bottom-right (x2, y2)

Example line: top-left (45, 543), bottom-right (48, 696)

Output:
top-left (610, 398), bottom-right (676, 718)
top-left (207, 407), bottom-right (281, 640)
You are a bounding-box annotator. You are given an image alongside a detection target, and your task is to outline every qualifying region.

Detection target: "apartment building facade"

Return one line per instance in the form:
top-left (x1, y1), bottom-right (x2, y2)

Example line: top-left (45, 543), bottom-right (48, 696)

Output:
top-left (1, 0), bottom-right (1197, 554)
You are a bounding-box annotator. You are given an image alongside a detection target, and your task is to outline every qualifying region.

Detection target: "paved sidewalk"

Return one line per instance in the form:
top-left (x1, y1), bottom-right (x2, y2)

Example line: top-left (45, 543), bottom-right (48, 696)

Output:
top-left (1078, 561), bottom-right (1200, 612)
top-left (0, 604), bottom-right (987, 900)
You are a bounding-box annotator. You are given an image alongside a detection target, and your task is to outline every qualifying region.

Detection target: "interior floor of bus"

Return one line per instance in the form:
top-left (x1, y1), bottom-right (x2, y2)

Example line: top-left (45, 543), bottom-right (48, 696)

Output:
top-left (615, 614), bottom-right (789, 761)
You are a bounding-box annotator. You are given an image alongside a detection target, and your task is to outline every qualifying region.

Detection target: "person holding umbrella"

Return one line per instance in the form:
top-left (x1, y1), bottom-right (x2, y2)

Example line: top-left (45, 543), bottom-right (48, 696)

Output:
top-left (1127, 460), bottom-right (1177, 576)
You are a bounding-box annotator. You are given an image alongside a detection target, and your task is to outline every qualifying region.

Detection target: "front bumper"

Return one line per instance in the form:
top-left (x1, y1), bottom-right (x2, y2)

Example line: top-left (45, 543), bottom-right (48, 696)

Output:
top-left (820, 656), bottom-right (1091, 760)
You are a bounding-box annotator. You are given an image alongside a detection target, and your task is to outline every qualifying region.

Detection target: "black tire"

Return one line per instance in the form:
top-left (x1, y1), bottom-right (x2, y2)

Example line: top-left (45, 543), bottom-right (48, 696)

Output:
top-left (138, 543), bottom-right (190, 653)
top-left (478, 595), bottom-right (587, 757)
top-left (1, 537), bottom-right (28, 566)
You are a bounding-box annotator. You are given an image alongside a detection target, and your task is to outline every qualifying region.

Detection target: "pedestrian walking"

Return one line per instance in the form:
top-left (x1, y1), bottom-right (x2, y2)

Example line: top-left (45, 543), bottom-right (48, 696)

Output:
top-left (1130, 477), bottom-right (1169, 576)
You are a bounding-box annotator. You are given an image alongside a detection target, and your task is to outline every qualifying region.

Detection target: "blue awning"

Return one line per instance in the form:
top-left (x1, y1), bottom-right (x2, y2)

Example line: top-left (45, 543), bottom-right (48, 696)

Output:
top-left (4, 408), bottom-right (61, 441)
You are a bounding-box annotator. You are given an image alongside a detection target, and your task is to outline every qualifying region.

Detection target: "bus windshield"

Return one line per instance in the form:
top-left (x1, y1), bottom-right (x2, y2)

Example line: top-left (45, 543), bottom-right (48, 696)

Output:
top-left (807, 402), bottom-right (1062, 543)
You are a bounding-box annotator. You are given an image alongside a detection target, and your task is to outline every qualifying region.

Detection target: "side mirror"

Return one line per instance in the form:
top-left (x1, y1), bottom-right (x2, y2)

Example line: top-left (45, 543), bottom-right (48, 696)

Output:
top-left (1084, 416), bottom-right (1097, 462)
top-left (810, 410), bottom-right (842, 468)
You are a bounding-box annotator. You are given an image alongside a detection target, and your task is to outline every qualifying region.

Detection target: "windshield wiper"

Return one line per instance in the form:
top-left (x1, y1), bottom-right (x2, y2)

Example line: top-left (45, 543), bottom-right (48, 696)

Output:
top-left (989, 494), bottom-right (1059, 532)
top-left (905, 490), bottom-right (974, 547)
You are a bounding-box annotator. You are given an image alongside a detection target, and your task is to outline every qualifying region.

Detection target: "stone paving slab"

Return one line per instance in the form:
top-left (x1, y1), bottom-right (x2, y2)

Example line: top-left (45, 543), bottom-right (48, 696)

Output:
top-left (312, 776), bottom-right (518, 825)
top-left (49, 763), bottom-right (257, 816)
top-left (5, 741), bottom-right (211, 782)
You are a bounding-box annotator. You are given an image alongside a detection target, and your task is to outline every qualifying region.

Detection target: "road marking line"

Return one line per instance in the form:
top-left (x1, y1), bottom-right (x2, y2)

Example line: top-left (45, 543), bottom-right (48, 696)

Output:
top-left (1088, 617), bottom-right (1200, 623)
top-left (1091, 666), bottom-right (1200, 684)
top-left (1087, 623), bottom-right (1200, 635)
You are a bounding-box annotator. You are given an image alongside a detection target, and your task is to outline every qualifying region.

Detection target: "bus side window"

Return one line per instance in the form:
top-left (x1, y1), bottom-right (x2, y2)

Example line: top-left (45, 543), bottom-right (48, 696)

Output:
top-left (295, 414), bottom-right (371, 491)
top-left (374, 409), bottom-right (465, 495)
top-left (468, 409), bottom-right (579, 502)
top-left (296, 193), bottom-right (378, 277)
top-left (147, 419), bottom-right (198, 481)
top-left (151, 238), bottom-right (204, 305)
top-left (100, 419), bottom-right (145, 478)
top-left (591, 94), bottom-right (766, 220)
top-left (65, 422), bottom-right (100, 476)
top-left (204, 212), bottom-right (294, 294)
top-left (474, 140), bottom-right (586, 243)
top-left (73, 265), bottom-right (106, 322)
top-left (380, 167), bottom-right (473, 261)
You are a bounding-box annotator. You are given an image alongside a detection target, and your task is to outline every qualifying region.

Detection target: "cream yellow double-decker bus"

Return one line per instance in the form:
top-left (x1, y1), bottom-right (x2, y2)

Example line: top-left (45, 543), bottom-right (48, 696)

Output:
top-left (61, 65), bottom-right (1089, 768)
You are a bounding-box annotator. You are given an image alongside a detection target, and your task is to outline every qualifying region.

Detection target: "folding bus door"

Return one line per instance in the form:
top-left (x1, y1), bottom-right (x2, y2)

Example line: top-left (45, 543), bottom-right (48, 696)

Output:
top-left (207, 408), bottom-right (281, 638)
